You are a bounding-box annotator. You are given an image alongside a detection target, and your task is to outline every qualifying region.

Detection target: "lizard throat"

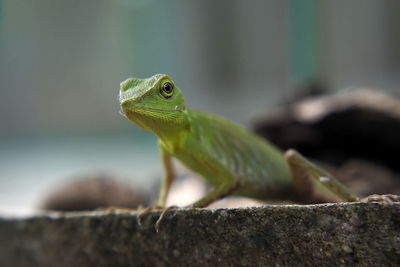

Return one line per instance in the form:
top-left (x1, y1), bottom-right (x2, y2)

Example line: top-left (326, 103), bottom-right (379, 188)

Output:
top-left (123, 106), bottom-right (189, 139)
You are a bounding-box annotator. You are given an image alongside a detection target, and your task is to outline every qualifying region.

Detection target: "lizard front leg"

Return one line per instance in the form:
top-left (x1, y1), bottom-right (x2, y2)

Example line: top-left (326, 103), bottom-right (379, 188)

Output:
top-left (157, 145), bottom-right (176, 207)
top-left (189, 179), bottom-right (241, 208)
top-left (137, 145), bottom-right (176, 228)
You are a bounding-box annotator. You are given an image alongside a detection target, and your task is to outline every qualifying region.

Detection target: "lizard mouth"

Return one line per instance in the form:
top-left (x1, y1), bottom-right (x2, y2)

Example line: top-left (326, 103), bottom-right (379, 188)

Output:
top-left (121, 104), bottom-right (184, 114)
top-left (118, 109), bottom-right (127, 118)
top-left (119, 105), bottom-right (184, 122)
top-left (136, 106), bottom-right (183, 112)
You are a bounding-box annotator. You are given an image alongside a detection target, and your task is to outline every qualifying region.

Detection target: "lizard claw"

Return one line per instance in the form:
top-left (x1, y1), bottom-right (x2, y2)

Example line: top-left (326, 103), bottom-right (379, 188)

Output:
top-left (361, 194), bottom-right (400, 205)
top-left (155, 205), bottom-right (178, 233)
top-left (136, 205), bottom-right (163, 227)
top-left (136, 205), bottom-right (179, 232)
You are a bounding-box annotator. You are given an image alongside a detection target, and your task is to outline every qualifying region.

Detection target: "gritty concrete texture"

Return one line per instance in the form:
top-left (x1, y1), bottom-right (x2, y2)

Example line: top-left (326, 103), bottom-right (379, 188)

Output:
top-left (0, 202), bottom-right (399, 266)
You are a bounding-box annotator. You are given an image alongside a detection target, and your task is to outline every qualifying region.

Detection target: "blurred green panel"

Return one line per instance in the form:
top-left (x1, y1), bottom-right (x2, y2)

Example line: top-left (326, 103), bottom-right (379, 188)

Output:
top-left (0, 0), bottom-right (2, 29)
top-left (125, 0), bottom-right (175, 77)
top-left (288, 0), bottom-right (318, 82)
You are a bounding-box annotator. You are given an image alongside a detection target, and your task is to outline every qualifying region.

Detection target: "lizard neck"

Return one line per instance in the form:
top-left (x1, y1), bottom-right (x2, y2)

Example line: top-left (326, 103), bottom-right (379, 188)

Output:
top-left (129, 108), bottom-right (191, 149)
top-left (156, 115), bottom-right (191, 150)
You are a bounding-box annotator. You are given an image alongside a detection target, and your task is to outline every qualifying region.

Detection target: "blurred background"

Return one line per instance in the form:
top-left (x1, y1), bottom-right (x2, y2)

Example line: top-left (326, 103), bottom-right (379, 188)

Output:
top-left (1, 0), bottom-right (400, 215)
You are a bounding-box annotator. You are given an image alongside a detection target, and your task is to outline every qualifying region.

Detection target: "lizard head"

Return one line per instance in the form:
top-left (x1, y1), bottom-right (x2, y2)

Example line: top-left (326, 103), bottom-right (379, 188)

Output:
top-left (119, 74), bottom-right (188, 137)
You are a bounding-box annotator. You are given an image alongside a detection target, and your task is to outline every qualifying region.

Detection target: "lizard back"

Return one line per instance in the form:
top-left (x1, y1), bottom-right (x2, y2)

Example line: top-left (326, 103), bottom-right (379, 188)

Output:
top-left (178, 109), bottom-right (294, 200)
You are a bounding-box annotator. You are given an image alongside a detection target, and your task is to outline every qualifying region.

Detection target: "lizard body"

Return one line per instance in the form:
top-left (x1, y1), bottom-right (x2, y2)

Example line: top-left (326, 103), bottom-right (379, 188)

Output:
top-left (119, 74), bottom-right (357, 207)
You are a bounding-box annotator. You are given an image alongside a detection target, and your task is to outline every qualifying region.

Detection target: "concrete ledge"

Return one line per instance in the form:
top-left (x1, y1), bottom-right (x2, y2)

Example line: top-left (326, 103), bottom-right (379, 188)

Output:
top-left (1, 203), bottom-right (399, 266)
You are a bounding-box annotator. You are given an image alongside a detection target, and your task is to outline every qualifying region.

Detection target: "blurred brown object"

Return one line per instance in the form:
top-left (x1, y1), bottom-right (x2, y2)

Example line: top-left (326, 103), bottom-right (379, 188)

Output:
top-left (334, 160), bottom-right (400, 197)
top-left (253, 89), bottom-right (400, 196)
top-left (41, 172), bottom-right (150, 211)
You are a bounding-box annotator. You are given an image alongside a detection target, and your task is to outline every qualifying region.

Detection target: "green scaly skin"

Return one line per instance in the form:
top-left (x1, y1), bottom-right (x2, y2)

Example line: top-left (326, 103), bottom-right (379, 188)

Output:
top-left (119, 74), bottom-right (358, 208)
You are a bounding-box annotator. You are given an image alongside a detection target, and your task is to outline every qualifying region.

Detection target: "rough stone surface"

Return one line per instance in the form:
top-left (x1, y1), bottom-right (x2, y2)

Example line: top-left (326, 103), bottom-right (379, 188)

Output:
top-left (0, 203), bottom-right (399, 266)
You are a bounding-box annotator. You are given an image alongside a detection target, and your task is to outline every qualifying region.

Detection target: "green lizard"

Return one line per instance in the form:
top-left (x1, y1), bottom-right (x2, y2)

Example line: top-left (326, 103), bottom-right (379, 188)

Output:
top-left (119, 74), bottom-right (359, 208)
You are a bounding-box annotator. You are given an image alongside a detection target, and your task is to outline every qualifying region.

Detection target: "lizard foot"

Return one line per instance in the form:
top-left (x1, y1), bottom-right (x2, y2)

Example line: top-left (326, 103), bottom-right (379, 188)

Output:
top-left (136, 205), bottom-right (162, 227)
top-left (155, 205), bottom-right (179, 232)
top-left (136, 205), bottom-right (179, 232)
top-left (361, 194), bottom-right (400, 205)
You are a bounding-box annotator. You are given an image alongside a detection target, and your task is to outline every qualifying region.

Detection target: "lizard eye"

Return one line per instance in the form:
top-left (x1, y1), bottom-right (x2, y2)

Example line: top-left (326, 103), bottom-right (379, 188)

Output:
top-left (160, 82), bottom-right (174, 99)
